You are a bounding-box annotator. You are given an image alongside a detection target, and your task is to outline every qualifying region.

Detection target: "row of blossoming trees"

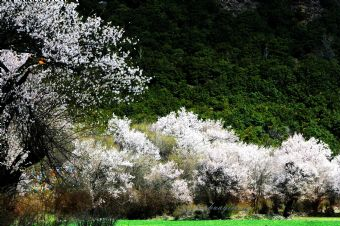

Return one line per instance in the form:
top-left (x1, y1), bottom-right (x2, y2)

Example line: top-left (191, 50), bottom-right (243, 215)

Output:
top-left (18, 108), bottom-right (340, 219)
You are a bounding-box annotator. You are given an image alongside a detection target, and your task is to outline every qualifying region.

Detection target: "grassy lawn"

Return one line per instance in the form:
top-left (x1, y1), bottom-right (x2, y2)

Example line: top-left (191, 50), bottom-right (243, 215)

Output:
top-left (116, 219), bottom-right (340, 226)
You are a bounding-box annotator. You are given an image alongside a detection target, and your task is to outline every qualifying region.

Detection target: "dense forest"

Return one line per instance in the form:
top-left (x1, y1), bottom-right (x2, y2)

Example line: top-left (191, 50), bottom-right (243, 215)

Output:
top-left (77, 0), bottom-right (340, 153)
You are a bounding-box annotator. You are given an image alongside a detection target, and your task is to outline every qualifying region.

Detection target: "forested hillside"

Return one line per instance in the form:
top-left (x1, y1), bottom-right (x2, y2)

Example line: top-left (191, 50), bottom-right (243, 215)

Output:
top-left (78, 0), bottom-right (340, 153)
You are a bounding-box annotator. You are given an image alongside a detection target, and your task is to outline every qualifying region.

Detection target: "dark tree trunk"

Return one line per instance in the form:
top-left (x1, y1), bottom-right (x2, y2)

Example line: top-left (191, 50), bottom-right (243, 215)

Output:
top-left (0, 168), bottom-right (21, 225)
top-left (0, 167), bottom-right (21, 193)
top-left (272, 196), bottom-right (280, 214)
top-left (283, 198), bottom-right (295, 218)
top-left (259, 200), bottom-right (269, 214)
top-left (251, 194), bottom-right (260, 214)
top-left (325, 194), bottom-right (336, 216)
top-left (311, 198), bottom-right (321, 215)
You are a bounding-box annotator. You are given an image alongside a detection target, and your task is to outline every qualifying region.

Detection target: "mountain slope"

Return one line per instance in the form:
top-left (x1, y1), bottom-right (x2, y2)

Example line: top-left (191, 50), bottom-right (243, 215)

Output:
top-left (78, 0), bottom-right (340, 153)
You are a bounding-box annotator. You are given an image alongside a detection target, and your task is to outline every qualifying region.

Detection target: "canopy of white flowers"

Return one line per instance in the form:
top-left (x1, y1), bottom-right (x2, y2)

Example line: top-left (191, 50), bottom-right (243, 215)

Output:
top-left (18, 108), bottom-right (340, 215)
top-left (0, 0), bottom-right (148, 187)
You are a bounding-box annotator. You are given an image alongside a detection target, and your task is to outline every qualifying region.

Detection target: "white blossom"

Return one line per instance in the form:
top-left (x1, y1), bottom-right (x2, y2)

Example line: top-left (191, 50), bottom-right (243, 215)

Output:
top-left (145, 161), bottom-right (192, 203)
top-left (0, 50), bottom-right (31, 72)
top-left (329, 156), bottom-right (340, 195)
top-left (195, 143), bottom-right (248, 201)
top-left (271, 134), bottom-right (333, 202)
top-left (0, 0), bottom-right (148, 106)
top-left (108, 114), bottom-right (160, 160)
top-left (67, 139), bottom-right (134, 207)
top-left (151, 108), bottom-right (239, 155)
top-left (0, 0), bottom-right (147, 176)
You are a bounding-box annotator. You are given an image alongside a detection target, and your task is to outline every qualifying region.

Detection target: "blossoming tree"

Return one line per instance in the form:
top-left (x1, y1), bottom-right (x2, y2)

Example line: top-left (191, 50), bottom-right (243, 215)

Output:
top-left (145, 161), bottom-right (192, 205)
top-left (0, 0), bottom-right (148, 191)
top-left (67, 139), bottom-right (134, 209)
top-left (271, 134), bottom-right (334, 217)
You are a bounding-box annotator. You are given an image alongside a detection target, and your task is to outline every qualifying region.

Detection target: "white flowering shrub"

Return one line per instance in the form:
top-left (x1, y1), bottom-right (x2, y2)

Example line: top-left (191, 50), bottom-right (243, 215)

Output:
top-left (194, 143), bottom-right (248, 218)
top-left (145, 161), bottom-right (192, 203)
top-left (151, 108), bottom-right (239, 155)
top-left (330, 156), bottom-right (340, 195)
top-left (152, 110), bottom-right (340, 217)
top-left (105, 116), bottom-right (340, 217)
top-left (67, 139), bottom-right (134, 208)
top-left (108, 114), bottom-right (160, 160)
top-left (324, 156), bottom-right (340, 213)
top-left (236, 144), bottom-right (274, 211)
top-left (5, 104), bottom-right (340, 218)
top-left (271, 134), bottom-right (334, 216)
top-left (153, 108), bottom-right (274, 215)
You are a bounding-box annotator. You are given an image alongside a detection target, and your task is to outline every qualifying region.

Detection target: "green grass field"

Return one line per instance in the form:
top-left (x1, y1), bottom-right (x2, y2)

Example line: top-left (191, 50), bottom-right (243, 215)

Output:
top-left (116, 219), bottom-right (340, 226)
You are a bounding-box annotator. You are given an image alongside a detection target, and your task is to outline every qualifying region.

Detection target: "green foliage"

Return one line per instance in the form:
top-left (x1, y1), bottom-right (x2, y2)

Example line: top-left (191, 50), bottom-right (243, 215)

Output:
top-left (132, 123), bottom-right (176, 159)
top-left (77, 0), bottom-right (340, 154)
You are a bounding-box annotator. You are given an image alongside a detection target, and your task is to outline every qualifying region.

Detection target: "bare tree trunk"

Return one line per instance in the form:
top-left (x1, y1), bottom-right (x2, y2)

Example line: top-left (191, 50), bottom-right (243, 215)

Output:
top-left (271, 195), bottom-right (280, 214)
top-left (283, 198), bottom-right (295, 218)
top-left (0, 167), bottom-right (21, 193)
top-left (251, 193), bottom-right (260, 214)
top-left (325, 194), bottom-right (336, 216)
top-left (311, 197), bottom-right (321, 215)
top-left (0, 169), bottom-right (20, 225)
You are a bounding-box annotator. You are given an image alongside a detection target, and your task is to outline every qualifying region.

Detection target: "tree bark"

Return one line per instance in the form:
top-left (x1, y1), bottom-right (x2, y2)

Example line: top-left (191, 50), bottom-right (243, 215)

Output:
top-left (0, 166), bottom-right (21, 193)
top-left (311, 197), bottom-right (321, 215)
top-left (0, 167), bottom-right (21, 225)
top-left (271, 196), bottom-right (280, 214)
top-left (283, 198), bottom-right (295, 218)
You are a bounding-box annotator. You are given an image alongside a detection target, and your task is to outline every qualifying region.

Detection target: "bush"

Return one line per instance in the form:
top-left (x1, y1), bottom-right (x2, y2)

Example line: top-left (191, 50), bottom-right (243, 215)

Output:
top-left (14, 192), bottom-right (54, 218)
top-left (54, 189), bottom-right (92, 217)
top-left (173, 204), bottom-right (209, 220)
top-left (0, 194), bottom-right (16, 226)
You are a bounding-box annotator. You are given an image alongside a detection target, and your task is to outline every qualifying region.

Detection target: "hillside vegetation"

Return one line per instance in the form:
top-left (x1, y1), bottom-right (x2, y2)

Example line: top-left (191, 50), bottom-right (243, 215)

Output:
top-left (78, 0), bottom-right (340, 153)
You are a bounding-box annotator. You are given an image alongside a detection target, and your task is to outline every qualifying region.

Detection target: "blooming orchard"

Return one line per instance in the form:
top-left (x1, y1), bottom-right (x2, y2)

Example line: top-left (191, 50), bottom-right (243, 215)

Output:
top-left (1, 0), bottom-right (338, 220)
top-left (37, 108), bottom-right (340, 218)
top-left (151, 109), bottom-right (340, 217)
